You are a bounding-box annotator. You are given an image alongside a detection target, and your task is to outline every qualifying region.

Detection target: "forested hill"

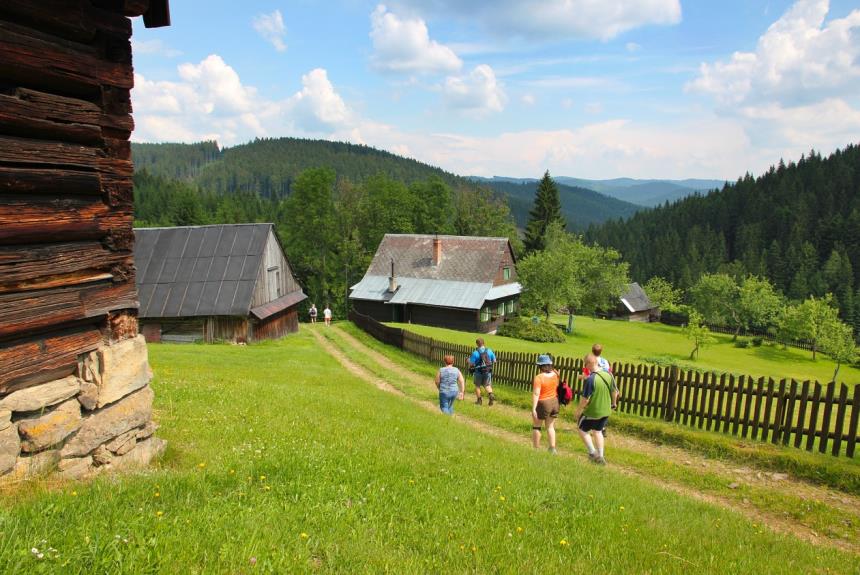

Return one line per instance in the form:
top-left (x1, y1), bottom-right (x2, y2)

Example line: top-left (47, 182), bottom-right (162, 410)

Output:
top-left (478, 179), bottom-right (641, 230)
top-left (132, 138), bottom-right (467, 198)
top-left (586, 144), bottom-right (860, 322)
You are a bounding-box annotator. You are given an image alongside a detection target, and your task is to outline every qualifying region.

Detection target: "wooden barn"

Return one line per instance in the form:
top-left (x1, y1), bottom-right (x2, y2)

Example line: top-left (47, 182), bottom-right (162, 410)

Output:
top-left (616, 282), bottom-right (660, 322)
top-left (134, 224), bottom-right (307, 343)
top-left (0, 0), bottom-right (170, 481)
top-left (350, 234), bottom-right (521, 333)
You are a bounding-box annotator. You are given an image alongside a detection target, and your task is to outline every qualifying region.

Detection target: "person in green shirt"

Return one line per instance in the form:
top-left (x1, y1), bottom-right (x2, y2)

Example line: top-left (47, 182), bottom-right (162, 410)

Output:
top-left (574, 354), bottom-right (620, 465)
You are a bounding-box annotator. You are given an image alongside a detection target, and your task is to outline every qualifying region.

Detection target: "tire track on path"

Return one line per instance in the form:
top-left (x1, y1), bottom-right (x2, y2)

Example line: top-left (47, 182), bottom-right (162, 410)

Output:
top-left (320, 324), bottom-right (860, 555)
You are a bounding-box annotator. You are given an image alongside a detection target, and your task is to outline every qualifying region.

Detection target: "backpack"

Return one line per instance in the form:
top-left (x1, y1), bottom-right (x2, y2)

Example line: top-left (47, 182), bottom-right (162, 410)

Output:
top-left (478, 348), bottom-right (493, 373)
top-left (557, 376), bottom-right (573, 405)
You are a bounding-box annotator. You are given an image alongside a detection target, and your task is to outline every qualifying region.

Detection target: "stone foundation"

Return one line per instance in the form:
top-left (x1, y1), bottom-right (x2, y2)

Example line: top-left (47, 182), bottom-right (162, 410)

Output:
top-left (0, 335), bottom-right (164, 484)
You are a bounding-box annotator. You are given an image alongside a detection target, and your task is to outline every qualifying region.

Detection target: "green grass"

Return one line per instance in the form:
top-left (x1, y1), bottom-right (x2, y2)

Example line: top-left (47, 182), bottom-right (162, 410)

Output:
top-left (0, 331), bottom-right (856, 573)
top-left (331, 324), bottom-right (860, 546)
top-left (388, 315), bottom-right (860, 386)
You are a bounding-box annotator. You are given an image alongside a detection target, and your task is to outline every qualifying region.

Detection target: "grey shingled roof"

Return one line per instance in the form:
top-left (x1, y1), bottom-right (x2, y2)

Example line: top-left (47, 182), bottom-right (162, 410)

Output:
top-left (365, 234), bottom-right (512, 283)
top-left (134, 224), bottom-right (270, 318)
top-left (619, 282), bottom-right (656, 313)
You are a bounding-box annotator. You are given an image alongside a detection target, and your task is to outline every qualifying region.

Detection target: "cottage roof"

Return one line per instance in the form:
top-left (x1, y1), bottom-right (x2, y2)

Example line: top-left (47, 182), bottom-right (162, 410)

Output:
top-left (619, 282), bottom-right (656, 313)
top-left (351, 234), bottom-right (520, 310)
top-left (134, 224), bottom-right (297, 318)
top-left (365, 234), bottom-right (513, 283)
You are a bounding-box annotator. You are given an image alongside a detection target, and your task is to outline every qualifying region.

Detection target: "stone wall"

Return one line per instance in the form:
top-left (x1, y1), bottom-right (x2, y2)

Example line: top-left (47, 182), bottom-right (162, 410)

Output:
top-left (0, 335), bottom-right (164, 483)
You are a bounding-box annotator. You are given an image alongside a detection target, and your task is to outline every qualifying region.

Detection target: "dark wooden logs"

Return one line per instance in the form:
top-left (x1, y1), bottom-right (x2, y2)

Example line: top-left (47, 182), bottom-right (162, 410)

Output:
top-left (0, 325), bottom-right (103, 392)
top-left (0, 242), bottom-right (131, 286)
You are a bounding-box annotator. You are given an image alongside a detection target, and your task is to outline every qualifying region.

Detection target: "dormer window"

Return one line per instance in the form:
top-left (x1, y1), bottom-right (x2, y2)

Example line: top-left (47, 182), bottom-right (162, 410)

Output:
top-left (503, 266), bottom-right (511, 280)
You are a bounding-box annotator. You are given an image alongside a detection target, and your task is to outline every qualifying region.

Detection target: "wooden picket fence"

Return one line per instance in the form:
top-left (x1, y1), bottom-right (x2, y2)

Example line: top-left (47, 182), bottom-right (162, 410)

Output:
top-left (348, 311), bottom-right (860, 458)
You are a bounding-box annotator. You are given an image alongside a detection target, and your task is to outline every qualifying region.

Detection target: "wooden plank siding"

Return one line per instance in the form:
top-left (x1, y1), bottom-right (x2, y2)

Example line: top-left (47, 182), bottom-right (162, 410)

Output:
top-left (350, 309), bottom-right (860, 458)
top-left (251, 229), bottom-right (300, 309)
top-left (0, 1), bottom-right (159, 393)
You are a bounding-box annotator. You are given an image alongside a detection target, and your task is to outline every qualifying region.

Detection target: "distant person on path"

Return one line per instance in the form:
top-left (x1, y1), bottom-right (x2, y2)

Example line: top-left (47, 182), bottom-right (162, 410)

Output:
top-left (323, 306), bottom-right (332, 326)
top-left (575, 354), bottom-right (620, 465)
top-left (531, 354), bottom-right (559, 454)
top-left (309, 304), bottom-right (318, 324)
top-left (468, 338), bottom-right (496, 406)
top-left (435, 355), bottom-right (465, 415)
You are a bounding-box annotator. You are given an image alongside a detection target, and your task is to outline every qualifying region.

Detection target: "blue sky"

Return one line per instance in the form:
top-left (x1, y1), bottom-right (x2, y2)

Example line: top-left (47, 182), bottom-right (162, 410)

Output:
top-left (131, 0), bottom-right (860, 180)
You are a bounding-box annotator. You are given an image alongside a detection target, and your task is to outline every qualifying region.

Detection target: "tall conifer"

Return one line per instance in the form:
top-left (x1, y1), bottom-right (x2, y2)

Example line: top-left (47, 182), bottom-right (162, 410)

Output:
top-left (524, 170), bottom-right (565, 253)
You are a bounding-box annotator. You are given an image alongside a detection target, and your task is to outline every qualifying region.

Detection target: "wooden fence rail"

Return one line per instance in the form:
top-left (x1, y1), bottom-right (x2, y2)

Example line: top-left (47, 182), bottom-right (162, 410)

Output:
top-left (348, 311), bottom-right (860, 458)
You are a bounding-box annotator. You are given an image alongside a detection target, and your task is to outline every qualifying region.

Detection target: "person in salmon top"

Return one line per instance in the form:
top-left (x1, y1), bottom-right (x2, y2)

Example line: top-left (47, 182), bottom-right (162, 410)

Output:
top-left (531, 354), bottom-right (560, 454)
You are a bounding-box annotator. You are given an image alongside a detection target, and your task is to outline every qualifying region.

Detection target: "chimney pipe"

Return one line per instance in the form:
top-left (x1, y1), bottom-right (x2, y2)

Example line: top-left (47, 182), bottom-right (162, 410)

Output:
top-left (433, 235), bottom-right (442, 266)
top-left (389, 257), bottom-right (397, 292)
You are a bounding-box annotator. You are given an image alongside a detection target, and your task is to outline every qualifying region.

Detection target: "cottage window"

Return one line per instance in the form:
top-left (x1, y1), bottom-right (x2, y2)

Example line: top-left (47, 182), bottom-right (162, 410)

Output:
top-left (480, 306), bottom-right (490, 322)
top-left (503, 266), bottom-right (511, 280)
top-left (505, 299), bottom-right (515, 315)
top-left (497, 302), bottom-right (505, 316)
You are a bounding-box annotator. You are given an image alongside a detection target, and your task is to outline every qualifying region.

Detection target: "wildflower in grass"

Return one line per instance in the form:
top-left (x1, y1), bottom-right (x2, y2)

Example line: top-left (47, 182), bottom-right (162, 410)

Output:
top-left (619, 506), bottom-right (625, 511)
top-left (300, 533), bottom-right (309, 539)
top-left (71, 491), bottom-right (77, 497)
top-left (31, 547), bottom-right (44, 560)
top-left (154, 492), bottom-right (160, 498)
top-left (156, 511), bottom-right (164, 517)
top-left (499, 496), bottom-right (506, 502)
top-left (198, 462), bottom-right (206, 469)
top-left (249, 557), bottom-right (257, 566)
top-left (260, 475), bottom-right (266, 481)
top-left (230, 469), bottom-right (235, 474)
top-left (560, 539), bottom-right (569, 546)
top-left (516, 527), bottom-right (523, 533)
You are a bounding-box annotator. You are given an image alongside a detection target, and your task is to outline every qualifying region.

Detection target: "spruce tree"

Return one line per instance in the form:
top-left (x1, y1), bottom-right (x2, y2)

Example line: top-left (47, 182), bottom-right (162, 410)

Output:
top-left (523, 170), bottom-right (565, 253)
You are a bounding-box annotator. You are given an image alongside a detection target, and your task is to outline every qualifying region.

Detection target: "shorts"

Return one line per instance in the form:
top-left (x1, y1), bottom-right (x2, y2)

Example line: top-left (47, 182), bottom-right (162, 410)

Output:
top-left (578, 415), bottom-right (609, 432)
top-left (473, 371), bottom-right (492, 387)
top-left (536, 397), bottom-right (559, 420)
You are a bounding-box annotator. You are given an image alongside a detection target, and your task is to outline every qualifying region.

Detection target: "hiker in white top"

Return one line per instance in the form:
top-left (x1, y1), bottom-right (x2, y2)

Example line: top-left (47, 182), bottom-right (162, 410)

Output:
top-left (323, 306), bottom-right (332, 326)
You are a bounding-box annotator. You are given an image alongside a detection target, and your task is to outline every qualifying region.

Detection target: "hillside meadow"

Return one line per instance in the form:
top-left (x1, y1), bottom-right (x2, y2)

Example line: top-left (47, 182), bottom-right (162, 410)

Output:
top-left (0, 331), bottom-right (856, 573)
top-left (389, 315), bottom-right (860, 385)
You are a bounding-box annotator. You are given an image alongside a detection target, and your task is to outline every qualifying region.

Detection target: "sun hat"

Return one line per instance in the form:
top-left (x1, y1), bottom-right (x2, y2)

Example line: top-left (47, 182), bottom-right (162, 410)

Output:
top-left (536, 354), bottom-right (553, 366)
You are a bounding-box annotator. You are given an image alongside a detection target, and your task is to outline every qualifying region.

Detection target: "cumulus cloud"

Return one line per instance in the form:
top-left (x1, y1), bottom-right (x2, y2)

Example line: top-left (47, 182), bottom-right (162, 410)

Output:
top-left (390, 0), bottom-right (681, 41)
top-left (443, 65), bottom-right (505, 115)
top-left (252, 10), bottom-right (287, 52)
top-left (688, 0), bottom-right (860, 107)
top-left (370, 4), bottom-right (462, 74)
top-left (132, 55), bottom-right (354, 145)
top-left (286, 69), bottom-right (351, 132)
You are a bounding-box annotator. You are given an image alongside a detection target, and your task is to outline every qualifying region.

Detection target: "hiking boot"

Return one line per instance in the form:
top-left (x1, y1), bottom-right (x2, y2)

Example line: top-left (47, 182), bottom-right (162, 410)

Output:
top-left (548, 447), bottom-right (558, 455)
top-left (595, 456), bottom-right (607, 466)
top-left (476, 397), bottom-right (482, 405)
top-left (588, 452), bottom-right (599, 463)
top-left (488, 393), bottom-right (495, 406)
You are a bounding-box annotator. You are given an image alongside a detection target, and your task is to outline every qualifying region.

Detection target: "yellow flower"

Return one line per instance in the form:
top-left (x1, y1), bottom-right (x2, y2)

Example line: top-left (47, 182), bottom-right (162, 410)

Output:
top-left (156, 511), bottom-right (164, 517)
top-left (198, 462), bottom-right (206, 469)
top-left (260, 475), bottom-right (266, 481)
top-left (499, 496), bottom-right (506, 502)
top-left (560, 539), bottom-right (569, 546)
top-left (154, 492), bottom-right (160, 498)
top-left (230, 469), bottom-right (235, 474)
top-left (619, 506), bottom-right (625, 511)
top-left (264, 485), bottom-right (271, 491)
top-left (71, 491), bottom-right (78, 497)
top-left (300, 533), bottom-right (309, 539)
top-left (516, 527), bottom-right (523, 533)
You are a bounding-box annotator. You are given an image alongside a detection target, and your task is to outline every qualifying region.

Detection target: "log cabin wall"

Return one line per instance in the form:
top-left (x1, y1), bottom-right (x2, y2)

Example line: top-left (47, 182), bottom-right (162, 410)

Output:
top-left (0, 0), bottom-right (170, 482)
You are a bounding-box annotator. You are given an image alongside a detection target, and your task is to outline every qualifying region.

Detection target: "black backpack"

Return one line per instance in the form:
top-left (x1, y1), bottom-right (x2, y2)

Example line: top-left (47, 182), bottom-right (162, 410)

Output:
top-left (478, 348), bottom-right (493, 373)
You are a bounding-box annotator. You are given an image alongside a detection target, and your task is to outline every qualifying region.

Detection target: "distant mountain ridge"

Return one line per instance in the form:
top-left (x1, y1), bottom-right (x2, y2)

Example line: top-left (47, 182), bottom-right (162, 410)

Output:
top-left (472, 175), bottom-right (726, 207)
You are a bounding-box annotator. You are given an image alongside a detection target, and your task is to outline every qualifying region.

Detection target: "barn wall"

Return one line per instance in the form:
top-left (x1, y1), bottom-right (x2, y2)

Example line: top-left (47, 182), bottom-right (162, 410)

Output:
top-left (0, 1), bottom-right (164, 483)
top-left (408, 305), bottom-right (480, 332)
top-left (352, 300), bottom-right (392, 323)
top-left (205, 317), bottom-right (249, 343)
top-left (251, 229), bottom-right (300, 308)
top-left (252, 308), bottom-right (299, 341)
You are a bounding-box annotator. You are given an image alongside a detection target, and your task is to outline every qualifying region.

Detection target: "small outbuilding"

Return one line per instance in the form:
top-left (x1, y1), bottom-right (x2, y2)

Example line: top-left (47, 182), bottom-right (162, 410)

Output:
top-left (134, 223), bottom-right (306, 343)
top-left (617, 282), bottom-right (660, 322)
top-left (350, 234), bottom-right (520, 333)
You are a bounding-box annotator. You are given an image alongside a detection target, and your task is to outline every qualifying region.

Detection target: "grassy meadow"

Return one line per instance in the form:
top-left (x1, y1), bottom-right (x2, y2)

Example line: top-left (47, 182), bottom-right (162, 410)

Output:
top-left (0, 330), bottom-right (857, 573)
top-left (388, 315), bottom-right (860, 385)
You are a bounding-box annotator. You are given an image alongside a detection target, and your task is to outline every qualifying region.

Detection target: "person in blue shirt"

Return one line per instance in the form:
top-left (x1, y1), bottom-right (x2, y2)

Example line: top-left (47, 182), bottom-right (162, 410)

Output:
top-left (468, 338), bottom-right (497, 406)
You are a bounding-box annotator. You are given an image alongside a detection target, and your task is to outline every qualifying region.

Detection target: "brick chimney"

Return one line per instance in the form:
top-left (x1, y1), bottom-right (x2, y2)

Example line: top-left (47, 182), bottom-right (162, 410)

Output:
top-left (433, 235), bottom-right (442, 266)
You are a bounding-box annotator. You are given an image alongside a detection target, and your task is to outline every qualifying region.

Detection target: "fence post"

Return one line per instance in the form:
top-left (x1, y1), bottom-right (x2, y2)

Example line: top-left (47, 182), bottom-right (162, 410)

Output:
top-left (664, 365), bottom-right (679, 421)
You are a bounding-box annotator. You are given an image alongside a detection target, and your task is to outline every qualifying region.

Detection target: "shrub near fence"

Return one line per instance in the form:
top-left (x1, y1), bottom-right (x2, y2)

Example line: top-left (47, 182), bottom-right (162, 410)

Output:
top-left (348, 311), bottom-right (860, 458)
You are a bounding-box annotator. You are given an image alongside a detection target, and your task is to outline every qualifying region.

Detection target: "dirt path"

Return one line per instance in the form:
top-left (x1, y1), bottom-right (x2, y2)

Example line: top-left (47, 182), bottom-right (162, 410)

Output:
top-left (318, 326), bottom-right (860, 554)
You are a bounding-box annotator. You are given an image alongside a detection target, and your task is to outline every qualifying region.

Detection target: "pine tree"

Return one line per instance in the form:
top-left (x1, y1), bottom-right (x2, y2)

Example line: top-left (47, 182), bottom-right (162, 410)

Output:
top-left (523, 170), bottom-right (565, 253)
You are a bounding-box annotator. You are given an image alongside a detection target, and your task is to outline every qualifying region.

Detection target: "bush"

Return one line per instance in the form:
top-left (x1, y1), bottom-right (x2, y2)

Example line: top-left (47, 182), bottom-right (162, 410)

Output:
top-left (497, 317), bottom-right (566, 343)
top-left (751, 337), bottom-right (763, 347)
top-left (734, 339), bottom-right (750, 348)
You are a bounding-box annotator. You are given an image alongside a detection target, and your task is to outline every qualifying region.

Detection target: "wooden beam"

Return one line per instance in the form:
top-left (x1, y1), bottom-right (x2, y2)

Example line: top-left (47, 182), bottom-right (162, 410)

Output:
top-left (0, 166), bottom-right (102, 196)
top-left (0, 241), bottom-right (131, 286)
top-left (0, 21), bottom-right (132, 97)
top-left (0, 197), bottom-right (131, 245)
top-left (0, 280), bottom-right (137, 340)
top-left (0, 0), bottom-right (131, 43)
top-left (0, 325), bottom-right (103, 393)
top-left (0, 134), bottom-right (101, 170)
top-left (0, 93), bottom-right (102, 144)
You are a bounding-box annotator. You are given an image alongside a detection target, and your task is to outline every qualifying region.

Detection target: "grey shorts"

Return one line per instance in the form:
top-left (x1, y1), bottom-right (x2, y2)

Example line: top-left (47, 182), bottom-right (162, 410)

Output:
top-left (473, 371), bottom-right (492, 387)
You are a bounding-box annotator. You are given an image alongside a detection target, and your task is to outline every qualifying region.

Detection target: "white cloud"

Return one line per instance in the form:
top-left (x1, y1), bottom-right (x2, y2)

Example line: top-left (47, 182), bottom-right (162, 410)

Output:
top-left (688, 0), bottom-right (860, 107)
top-left (443, 64), bottom-right (505, 115)
top-left (252, 10), bottom-right (287, 52)
top-left (391, 0), bottom-right (681, 41)
top-left (132, 55), bottom-right (354, 146)
top-left (286, 69), bottom-right (351, 132)
top-left (521, 94), bottom-right (536, 106)
top-left (131, 39), bottom-right (181, 58)
top-left (370, 4), bottom-right (462, 74)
